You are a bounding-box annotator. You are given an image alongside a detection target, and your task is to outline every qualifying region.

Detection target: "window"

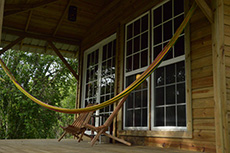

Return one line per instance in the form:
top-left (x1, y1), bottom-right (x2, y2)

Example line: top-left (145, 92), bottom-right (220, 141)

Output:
top-left (152, 0), bottom-right (186, 130)
top-left (124, 12), bottom-right (150, 130)
top-left (124, 0), bottom-right (187, 131)
top-left (82, 34), bottom-right (116, 127)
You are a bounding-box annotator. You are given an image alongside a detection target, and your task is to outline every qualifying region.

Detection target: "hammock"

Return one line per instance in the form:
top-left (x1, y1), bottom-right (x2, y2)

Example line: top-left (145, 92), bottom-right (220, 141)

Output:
top-left (0, 3), bottom-right (197, 114)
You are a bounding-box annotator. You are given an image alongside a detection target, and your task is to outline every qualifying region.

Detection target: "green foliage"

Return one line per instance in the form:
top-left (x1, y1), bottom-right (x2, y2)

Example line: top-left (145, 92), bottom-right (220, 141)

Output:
top-left (0, 50), bottom-right (77, 139)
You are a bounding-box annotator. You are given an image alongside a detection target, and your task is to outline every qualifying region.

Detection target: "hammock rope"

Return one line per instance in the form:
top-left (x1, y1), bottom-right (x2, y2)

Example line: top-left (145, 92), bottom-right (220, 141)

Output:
top-left (0, 3), bottom-right (197, 114)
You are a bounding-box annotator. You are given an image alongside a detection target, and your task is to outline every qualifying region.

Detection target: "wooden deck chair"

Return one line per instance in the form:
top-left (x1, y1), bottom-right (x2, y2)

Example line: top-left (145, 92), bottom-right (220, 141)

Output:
top-left (58, 104), bottom-right (94, 142)
top-left (84, 95), bottom-right (131, 146)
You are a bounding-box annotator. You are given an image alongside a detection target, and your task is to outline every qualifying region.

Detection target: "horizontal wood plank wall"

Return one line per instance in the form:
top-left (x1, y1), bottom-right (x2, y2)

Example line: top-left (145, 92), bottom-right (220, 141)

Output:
top-left (224, 0), bottom-right (230, 152)
top-left (80, 0), bottom-right (216, 152)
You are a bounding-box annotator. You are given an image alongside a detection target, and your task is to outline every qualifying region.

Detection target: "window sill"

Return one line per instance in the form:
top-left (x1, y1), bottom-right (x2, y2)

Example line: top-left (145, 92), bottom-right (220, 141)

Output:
top-left (118, 130), bottom-right (192, 139)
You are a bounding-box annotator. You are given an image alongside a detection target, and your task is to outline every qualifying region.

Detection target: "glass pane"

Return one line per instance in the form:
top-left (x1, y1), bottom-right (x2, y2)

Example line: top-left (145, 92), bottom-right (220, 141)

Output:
top-left (166, 106), bottom-right (176, 126)
top-left (103, 45), bottom-right (107, 61)
top-left (91, 51), bottom-right (95, 65)
top-left (127, 93), bottom-right (134, 109)
top-left (141, 50), bottom-right (148, 67)
top-left (135, 91), bottom-right (141, 108)
top-left (155, 67), bottom-right (164, 86)
top-left (126, 110), bottom-right (133, 127)
top-left (87, 54), bottom-right (90, 67)
top-left (141, 32), bottom-right (148, 49)
top-left (166, 85), bottom-right (175, 104)
top-left (141, 14), bottom-right (148, 32)
top-left (135, 109), bottom-right (141, 126)
top-left (142, 108), bottom-right (147, 126)
top-left (155, 87), bottom-right (164, 106)
top-left (177, 105), bottom-right (186, 126)
top-left (177, 83), bottom-right (185, 104)
top-left (154, 44), bottom-right (162, 59)
top-left (154, 6), bottom-right (162, 26)
top-left (126, 75), bottom-right (135, 87)
top-left (176, 61), bottom-right (185, 82)
top-left (174, 0), bottom-right (184, 16)
top-left (163, 1), bottom-right (172, 21)
top-left (85, 85), bottom-right (88, 98)
top-left (155, 107), bottom-right (164, 126)
top-left (134, 19), bottom-right (140, 36)
top-left (174, 15), bottom-right (184, 32)
top-left (108, 42), bottom-right (112, 58)
top-left (126, 56), bottom-right (132, 72)
top-left (112, 40), bottom-right (116, 56)
top-left (127, 40), bottom-right (133, 56)
top-left (133, 53), bottom-right (140, 70)
top-left (163, 42), bottom-right (173, 60)
top-left (107, 59), bottom-right (111, 75)
top-left (163, 20), bottom-right (172, 41)
top-left (154, 26), bottom-right (162, 44)
top-left (166, 64), bottom-right (175, 84)
top-left (174, 36), bottom-right (184, 57)
top-left (95, 50), bottom-right (99, 64)
top-left (134, 36), bottom-right (140, 53)
top-left (127, 24), bottom-right (133, 40)
top-left (142, 90), bottom-right (147, 107)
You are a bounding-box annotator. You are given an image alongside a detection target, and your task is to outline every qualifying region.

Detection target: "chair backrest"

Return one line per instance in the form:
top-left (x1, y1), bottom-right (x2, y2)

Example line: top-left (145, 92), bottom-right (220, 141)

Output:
top-left (72, 104), bottom-right (94, 128)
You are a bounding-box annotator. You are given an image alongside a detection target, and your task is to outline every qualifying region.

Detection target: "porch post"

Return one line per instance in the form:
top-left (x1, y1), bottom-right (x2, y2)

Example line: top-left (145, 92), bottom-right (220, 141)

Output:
top-left (0, 0), bottom-right (5, 43)
top-left (212, 0), bottom-right (229, 152)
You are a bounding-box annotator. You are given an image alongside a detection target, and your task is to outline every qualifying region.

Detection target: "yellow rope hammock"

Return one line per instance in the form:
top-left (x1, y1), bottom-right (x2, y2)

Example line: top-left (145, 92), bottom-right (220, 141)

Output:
top-left (0, 3), bottom-right (197, 114)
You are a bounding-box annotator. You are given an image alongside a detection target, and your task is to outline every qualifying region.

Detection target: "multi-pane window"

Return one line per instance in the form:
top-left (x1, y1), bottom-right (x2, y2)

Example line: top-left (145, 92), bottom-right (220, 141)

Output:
top-left (124, 12), bottom-right (149, 130)
top-left (84, 50), bottom-right (99, 107)
top-left (152, 0), bottom-right (186, 128)
top-left (99, 40), bottom-right (116, 123)
top-left (126, 13), bottom-right (149, 72)
top-left (124, 0), bottom-right (186, 130)
top-left (83, 34), bottom-right (116, 128)
top-left (125, 73), bottom-right (148, 128)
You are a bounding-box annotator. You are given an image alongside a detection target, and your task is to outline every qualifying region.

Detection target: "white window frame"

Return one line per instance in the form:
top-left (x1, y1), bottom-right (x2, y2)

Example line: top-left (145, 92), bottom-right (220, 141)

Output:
top-left (151, 0), bottom-right (188, 131)
top-left (82, 33), bottom-right (116, 128)
top-left (123, 12), bottom-right (150, 130)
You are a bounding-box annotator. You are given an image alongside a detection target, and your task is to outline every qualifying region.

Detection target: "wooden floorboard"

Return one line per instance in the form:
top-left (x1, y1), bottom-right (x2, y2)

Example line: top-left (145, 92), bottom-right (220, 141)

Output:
top-left (0, 139), bottom-right (201, 153)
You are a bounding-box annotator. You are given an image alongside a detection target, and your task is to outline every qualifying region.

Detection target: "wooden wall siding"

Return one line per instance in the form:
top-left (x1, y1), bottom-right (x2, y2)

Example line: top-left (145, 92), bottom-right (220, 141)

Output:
top-left (81, 0), bottom-right (162, 51)
top-left (80, 0), bottom-right (217, 152)
top-left (224, 0), bottom-right (230, 151)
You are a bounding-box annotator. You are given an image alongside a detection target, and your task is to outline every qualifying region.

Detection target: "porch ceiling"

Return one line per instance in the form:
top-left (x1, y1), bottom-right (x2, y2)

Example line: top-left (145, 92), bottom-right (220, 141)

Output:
top-left (1, 0), bottom-right (112, 58)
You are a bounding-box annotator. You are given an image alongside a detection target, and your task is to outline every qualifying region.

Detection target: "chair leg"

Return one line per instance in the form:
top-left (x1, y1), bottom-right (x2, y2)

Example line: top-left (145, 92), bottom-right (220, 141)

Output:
top-left (78, 131), bottom-right (84, 142)
top-left (103, 133), bottom-right (131, 146)
top-left (91, 129), bottom-right (104, 146)
top-left (58, 131), bottom-right (67, 142)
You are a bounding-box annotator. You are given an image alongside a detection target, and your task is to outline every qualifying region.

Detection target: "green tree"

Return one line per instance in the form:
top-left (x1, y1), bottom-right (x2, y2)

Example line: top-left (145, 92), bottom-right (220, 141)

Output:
top-left (0, 50), bottom-right (77, 139)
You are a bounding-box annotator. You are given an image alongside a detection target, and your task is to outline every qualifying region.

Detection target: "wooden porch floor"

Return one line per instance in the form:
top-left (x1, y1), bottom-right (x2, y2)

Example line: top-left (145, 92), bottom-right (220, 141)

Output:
top-left (0, 139), bottom-right (201, 153)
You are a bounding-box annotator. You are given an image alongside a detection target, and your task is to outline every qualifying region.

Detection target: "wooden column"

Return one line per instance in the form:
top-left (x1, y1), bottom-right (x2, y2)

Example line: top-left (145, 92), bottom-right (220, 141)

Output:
top-left (212, 0), bottom-right (228, 152)
top-left (0, 0), bottom-right (4, 43)
top-left (47, 41), bottom-right (79, 80)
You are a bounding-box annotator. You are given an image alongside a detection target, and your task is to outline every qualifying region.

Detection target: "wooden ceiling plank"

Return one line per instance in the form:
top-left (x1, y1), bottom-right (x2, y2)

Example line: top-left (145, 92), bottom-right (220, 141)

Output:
top-left (53, 0), bottom-right (72, 36)
top-left (47, 41), bottom-right (79, 80)
top-left (25, 10), bottom-right (33, 32)
top-left (4, 0), bottom-right (58, 17)
top-left (2, 27), bottom-right (80, 46)
top-left (0, 36), bottom-right (25, 55)
top-left (195, 0), bottom-right (214, 23)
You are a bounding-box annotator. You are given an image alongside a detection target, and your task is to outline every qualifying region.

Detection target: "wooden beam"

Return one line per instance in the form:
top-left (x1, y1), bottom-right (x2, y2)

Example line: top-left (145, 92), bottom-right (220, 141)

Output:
top-left (0, 0), bottom-right (4, 43)
top-left (53, 0), bottom-right (72, 36)
top-left (48, 41), bottom-right (79, 80)
top-left (195, 0), bottom-right (214, 23)
top-left (4, 0), bottom-right (58, 17)
top-left (0, 36), bottom-right (25, 55)
top-left (212, 0), bottom-right (228, 152)
top-left (1, 40), bottom-right (78, 57)
top-left (2, 27), bottom-right (80, 46)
